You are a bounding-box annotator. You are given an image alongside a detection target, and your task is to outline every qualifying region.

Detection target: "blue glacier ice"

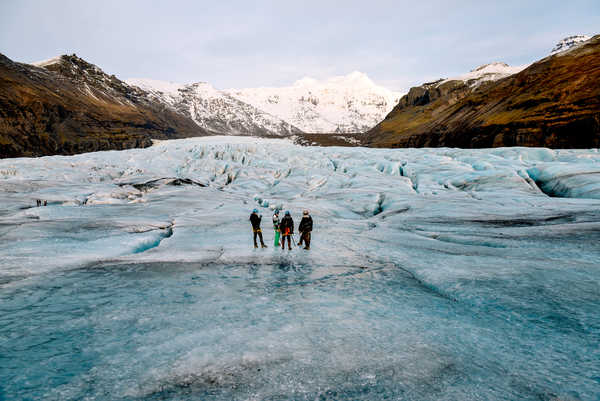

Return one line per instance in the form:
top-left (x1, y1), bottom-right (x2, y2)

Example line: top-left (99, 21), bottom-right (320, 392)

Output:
top-left (0, 137), bottom-right (599, 400)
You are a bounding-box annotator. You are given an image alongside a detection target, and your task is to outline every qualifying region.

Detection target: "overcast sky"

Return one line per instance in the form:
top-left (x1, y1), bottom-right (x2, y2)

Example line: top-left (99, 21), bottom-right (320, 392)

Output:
top-left (1, 0), bottom-right (598, 92)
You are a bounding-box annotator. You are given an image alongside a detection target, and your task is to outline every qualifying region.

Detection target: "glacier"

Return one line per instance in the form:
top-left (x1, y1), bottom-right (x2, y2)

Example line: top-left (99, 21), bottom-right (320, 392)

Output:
top-left (0, 137), bottom-right (599, 400)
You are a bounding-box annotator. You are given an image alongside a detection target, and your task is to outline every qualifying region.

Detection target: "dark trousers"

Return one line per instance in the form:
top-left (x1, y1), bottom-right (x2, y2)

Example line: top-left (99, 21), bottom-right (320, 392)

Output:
top-left (281, 235), bottom-right (292, 249)
top-left (299, 231), bottom-right (311, 248)
top-left (253, 229), bottom-right (265, 247)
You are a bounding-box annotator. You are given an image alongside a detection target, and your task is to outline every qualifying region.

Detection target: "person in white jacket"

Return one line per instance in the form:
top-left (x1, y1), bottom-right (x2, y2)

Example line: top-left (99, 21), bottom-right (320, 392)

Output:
top-left (272, 210), bottom-right (281, 247)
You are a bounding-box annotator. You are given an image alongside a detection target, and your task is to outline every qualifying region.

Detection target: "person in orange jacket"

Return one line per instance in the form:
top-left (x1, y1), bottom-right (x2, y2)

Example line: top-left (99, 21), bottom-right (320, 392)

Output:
top-left (279, 211), bottom-right (294, 250)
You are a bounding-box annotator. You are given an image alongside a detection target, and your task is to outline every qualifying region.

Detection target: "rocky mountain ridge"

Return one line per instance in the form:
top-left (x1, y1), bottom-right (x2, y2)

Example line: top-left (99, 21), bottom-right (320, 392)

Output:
top-left (0, 54), bottom-right (206, 158)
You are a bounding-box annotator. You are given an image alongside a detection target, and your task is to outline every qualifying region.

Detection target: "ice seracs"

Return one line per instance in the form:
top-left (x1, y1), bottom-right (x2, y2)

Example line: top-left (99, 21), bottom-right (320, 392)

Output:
top-left (225, 71), bottom-right (402, 133)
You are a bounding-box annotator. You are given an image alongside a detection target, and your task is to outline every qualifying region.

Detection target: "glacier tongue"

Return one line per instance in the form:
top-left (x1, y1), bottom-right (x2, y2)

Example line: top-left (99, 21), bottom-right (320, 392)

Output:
top-left (1, 138), bottom-right (599, 400)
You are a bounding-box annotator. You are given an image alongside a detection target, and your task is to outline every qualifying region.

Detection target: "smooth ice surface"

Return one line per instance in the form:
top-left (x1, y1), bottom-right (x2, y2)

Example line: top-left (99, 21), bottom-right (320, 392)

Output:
top-left (1, 137), bottom-right (599, 400)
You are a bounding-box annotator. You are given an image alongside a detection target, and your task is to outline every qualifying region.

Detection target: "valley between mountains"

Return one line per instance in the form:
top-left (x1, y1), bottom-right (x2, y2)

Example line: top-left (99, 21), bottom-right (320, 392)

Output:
top-left (0, 34), bottom-right (598, 157)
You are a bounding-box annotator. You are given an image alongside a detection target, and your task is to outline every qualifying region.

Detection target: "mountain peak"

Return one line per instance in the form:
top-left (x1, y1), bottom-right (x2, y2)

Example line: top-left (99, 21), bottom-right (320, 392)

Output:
top-left (31, 56), bottom-right (63, 68)
top-left (33, 54), bottom-right (101, 72)
top-left (227, 72), bottom-right (402, 133)
top-left (293, 77), bottom-right (319, 87)
top-left (344, 70), bottom-right (371, 81)
top-left (441, 62), bottom-right (526, 88)
top-left (327, 71), bottom-right (376, 87)
top-left (550, 35), bottom-right (591, 55)
top-left (292, 71), bottom-right (376, 89)
top-left (471, 62), bottom-right (510, 73)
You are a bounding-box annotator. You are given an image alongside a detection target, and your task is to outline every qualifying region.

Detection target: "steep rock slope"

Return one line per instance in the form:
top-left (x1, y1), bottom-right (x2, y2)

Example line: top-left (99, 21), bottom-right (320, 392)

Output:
top-left (366, 35), bottom-right (600, 148)
top-left (127, 78), bottom-right (302, 137)
top-left (0, 54), bottom-right (206, 158)
top-left (226, 72), bottom-right (402, 133)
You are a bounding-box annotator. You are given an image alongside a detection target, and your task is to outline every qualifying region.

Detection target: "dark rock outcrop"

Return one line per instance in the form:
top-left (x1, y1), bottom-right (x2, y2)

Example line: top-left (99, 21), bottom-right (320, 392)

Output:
top-left (0, 54), bottom-right (207, 158)
top-left (366, 35), bottom-right (600, 149)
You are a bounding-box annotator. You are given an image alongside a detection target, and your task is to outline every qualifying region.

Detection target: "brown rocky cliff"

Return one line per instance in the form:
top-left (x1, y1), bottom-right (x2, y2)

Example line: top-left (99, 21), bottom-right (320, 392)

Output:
top-left (366, 35), bottom-right (600, 148)
top-left (0, 54), bottom-right (207, 158)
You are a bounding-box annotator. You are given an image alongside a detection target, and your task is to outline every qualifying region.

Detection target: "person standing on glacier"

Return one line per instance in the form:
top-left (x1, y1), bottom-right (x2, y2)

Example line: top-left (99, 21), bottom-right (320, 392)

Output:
top-left (298, 210), bottom-right (313, 250)
top-left (272, 210), bottom-right (281, 247)
top-left (250, 209), bottom-right (267, 249)
top-left (279, 211), bottom-right (294, 250)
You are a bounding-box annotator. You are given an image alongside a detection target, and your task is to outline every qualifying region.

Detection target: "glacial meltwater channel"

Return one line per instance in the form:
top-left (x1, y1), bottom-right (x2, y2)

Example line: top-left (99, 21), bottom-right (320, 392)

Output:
top-left (1, 137), bottom-right (599, 400)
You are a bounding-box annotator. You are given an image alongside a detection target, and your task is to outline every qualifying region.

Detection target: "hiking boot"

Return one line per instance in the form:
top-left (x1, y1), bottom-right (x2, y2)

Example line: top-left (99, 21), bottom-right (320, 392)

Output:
top-left (261, 244), bottom-right (267, 248)
top-left (304, 246), bottom-right (310, 250)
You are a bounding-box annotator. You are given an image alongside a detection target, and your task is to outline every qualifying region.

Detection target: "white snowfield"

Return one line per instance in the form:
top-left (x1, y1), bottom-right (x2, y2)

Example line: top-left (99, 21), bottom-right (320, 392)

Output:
top-left (227, 71), bottom-right (402, 133)
top-left (1, 136), bottom-right (599, 280)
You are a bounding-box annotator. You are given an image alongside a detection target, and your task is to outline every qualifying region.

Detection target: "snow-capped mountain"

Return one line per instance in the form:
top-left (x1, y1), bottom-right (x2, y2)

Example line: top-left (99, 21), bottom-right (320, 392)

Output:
top-left (550, 35), bottom-right (591, 55)
top-left (441, 62), bottom-right (527, 87)
top-left (31, 55), bottom-right (157, 107)
top-left (368, 34), bottom-right (600, 148)
top-left (126, 79), bottom-right (302, 137)
top-left (226, 72), bottom-right (402, 133)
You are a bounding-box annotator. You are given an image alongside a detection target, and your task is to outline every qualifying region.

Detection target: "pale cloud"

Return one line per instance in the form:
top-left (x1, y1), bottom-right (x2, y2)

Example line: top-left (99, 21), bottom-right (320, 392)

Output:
top-left (0, 0), bottom-right (598, 91)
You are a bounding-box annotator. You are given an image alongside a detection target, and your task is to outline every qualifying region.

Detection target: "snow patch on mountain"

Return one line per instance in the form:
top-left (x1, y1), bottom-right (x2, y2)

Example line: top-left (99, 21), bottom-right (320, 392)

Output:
top-left (226, 71), bottom-right (402, 133)
top-left (441, 62), bottom-right (527, 87)
top-left (31, 56), bottom-right (63, 67)
top-left (126, 78), bottom-right (183, 101)
top-left (127, 78), bottom-right (302, 137)
top-left (550, 35), bottom-right (591, 55)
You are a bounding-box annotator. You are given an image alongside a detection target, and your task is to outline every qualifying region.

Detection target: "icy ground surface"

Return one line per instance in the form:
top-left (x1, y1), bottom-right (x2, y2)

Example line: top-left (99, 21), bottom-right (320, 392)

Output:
top-left (1, 137), bottom-right (599, 400)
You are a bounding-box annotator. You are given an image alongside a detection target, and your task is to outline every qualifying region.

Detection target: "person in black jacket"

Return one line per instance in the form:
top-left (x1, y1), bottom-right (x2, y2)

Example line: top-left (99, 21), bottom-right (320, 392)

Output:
top-left (298, 209), bottom-right (313, 250)
top-left (249, 209), bottom-right (267, 248)
top-left (279, 211), bottom-right (294, 250)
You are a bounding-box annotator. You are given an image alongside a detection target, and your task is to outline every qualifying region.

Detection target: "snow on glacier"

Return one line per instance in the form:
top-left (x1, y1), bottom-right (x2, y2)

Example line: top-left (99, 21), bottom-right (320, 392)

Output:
top-left (1, 137), bottom-right (599, 400)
